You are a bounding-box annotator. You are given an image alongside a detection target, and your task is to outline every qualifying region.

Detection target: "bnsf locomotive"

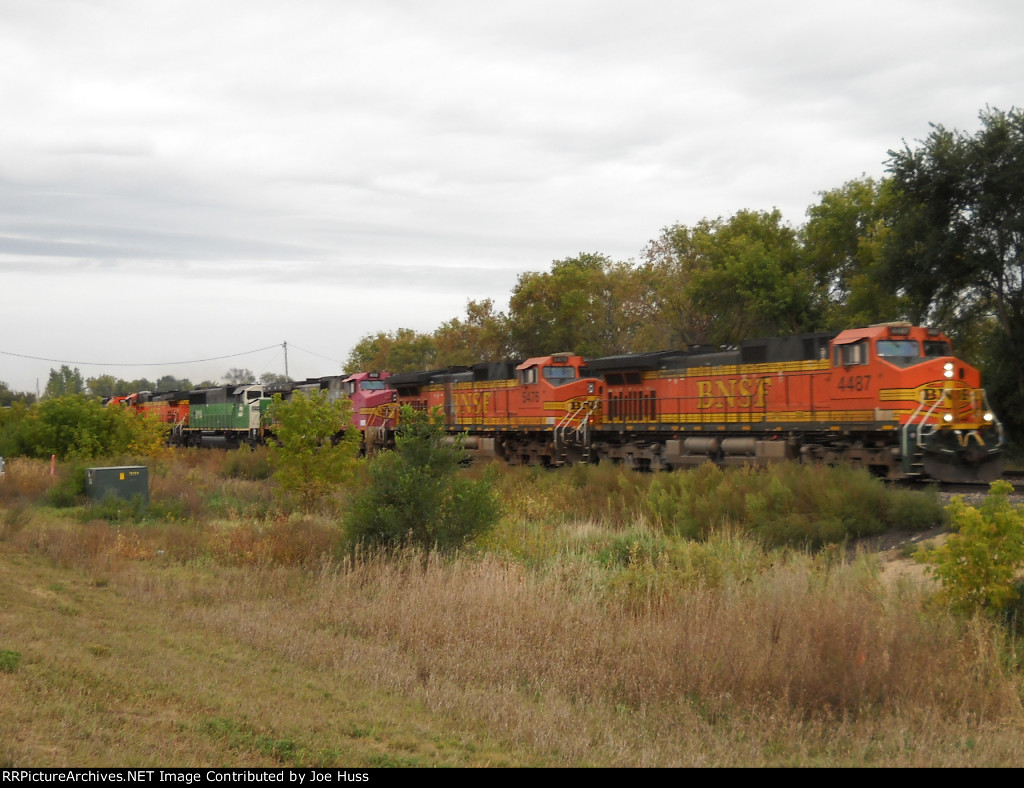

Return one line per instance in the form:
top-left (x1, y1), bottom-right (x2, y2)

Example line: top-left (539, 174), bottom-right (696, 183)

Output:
top-left (109, 322), bottom-right (1005, 484)
top-left (370, 322), bottom-right (1004, 484)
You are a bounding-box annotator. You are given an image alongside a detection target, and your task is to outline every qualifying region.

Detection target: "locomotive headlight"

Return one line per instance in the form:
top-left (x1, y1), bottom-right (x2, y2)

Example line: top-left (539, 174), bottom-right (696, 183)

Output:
top-left (943, 362), bottom-right (954, 379)
top-left (984, 412), bottom-right (994, 422)
top-left (943, 413), bottom-right (954, 423)
top-left (587, 381), bottom-right (595, 394)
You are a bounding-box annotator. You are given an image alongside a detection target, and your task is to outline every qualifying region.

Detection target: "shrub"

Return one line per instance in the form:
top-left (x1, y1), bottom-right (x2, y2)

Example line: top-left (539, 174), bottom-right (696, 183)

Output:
top-left (267, 391), bottom-right (361, 511)
top-left (917, 479), bottom-right (1024, 619)
top-left (80, 493), bottom-right (149, 524)
top-left (0, 395), bottom-right (164, 461)
top-left (344, 406), bottom-right (501, 552)
top-left (221, 446), bottom-right (274, 480)
top-left (46, 464), bottom-right (88, 508)
top-left (639, 463), bottom-right (943, 548)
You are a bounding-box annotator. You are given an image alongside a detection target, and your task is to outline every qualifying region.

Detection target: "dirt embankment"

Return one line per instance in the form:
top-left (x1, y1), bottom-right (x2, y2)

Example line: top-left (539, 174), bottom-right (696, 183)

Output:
top-left (855, 489), bottom-right (993, 586)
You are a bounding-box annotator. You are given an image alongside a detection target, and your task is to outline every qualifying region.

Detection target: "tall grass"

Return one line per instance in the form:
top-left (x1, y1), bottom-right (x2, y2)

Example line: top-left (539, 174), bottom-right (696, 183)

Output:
top-left (0, 451), bottom-right (1021, 766)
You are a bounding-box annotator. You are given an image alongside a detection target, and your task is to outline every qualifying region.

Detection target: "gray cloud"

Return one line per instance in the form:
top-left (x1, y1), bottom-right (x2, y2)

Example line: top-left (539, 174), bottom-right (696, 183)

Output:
top-left (1, 0), bottom-right (1022, 390)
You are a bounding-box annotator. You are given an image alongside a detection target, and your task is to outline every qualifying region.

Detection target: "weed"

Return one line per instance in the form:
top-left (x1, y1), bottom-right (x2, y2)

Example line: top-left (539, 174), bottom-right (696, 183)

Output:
top-left (0, 649), bottom-right (21, 673)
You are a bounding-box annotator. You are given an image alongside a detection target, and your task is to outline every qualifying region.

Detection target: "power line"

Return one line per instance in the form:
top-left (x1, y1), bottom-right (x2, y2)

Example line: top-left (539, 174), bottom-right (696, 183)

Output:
top-left (0, 344), bottom-right (284, 368)
top-left (286, 342), bottom-right (343, 365)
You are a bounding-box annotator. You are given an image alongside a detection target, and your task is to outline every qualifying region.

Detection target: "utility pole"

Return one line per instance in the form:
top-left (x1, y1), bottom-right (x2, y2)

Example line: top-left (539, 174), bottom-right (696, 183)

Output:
top-left (283, 341), bottom-right (289, 380)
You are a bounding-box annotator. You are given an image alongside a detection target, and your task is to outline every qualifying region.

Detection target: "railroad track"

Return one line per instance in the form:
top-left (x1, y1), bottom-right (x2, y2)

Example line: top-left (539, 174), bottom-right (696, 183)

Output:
top-left (891, 470), bottom-right (1024, 496)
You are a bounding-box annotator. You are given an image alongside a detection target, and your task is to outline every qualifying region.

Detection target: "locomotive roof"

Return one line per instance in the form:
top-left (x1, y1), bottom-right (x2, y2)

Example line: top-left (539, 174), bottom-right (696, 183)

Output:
top-left (516, 353), bottom-right (585, 369)
top-left (587, 332), bottom-right (839, 372)
top-left (386, 366), bottom-right (472, 387)
top-left (833, 323), bottom-right (948, 343)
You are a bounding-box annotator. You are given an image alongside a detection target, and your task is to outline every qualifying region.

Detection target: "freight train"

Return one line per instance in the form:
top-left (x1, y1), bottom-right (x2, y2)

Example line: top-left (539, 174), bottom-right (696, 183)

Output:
top-left (108, 371), bottom-right (395, 450)
top-left (108, 323), bottom-right (1005, 483)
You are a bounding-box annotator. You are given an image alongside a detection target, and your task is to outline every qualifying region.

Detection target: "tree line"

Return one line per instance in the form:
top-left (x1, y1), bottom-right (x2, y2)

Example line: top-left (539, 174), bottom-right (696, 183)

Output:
top-left (0, 367), bottom-right (295, 406)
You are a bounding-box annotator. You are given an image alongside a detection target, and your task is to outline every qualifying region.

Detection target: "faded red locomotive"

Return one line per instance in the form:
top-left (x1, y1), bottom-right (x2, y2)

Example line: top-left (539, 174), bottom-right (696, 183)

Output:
top-left (375, 323), bottom-right (1003, 483)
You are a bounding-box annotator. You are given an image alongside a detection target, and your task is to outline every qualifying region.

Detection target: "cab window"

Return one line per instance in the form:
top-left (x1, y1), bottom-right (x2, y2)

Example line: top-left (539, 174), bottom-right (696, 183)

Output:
top-left (834, 340), bottom-right (868, 366)
top-left (542, 366), bottom-right (578, 386)
top-left (876, 340), bottom-right (919, 359)
top-left (519, 367), bottom-right (538, 385)
top-left (924, 340), bottom-right (951, 357)
top-left (360, 380), bottom-right (386, 391)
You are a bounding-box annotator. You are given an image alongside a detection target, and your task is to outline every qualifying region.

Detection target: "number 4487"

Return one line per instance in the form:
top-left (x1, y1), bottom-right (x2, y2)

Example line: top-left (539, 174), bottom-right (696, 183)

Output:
top-left (837, 375), bottom-right (871, 392)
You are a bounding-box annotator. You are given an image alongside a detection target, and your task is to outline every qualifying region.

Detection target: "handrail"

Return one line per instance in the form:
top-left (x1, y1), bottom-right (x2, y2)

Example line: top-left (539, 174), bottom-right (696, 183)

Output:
top-left (979, 388), bottom-right (1006, 446)
top-left (554, 402), bottom-right (594, 461)
top-left (914, 386), bottom-right (947, 450)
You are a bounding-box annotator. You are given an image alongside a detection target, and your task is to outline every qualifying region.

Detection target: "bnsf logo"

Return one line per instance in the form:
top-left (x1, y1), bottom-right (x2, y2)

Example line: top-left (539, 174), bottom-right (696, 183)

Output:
top-left (918, 383), bottom-right (967, 404)
top-left (696, 378), bottom-right (774, 409)
top-left (455, 391), bottom-right (493, 418)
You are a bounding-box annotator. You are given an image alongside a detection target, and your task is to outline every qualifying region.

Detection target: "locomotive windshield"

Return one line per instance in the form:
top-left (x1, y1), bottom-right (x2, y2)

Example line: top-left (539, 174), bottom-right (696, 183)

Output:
top-left (360, 380), bottom-right (387, 391)
top-left (543, 366), bottom-right (578, 385)
top-left (872, 335), bottom-right (921, 364)
top-left (876, 338), bottom-right (955, 367)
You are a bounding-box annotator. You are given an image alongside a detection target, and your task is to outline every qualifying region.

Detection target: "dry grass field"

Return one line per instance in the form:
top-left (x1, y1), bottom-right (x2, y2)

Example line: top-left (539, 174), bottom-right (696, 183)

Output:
top-left (1, 454), bottom-right (1023, 767)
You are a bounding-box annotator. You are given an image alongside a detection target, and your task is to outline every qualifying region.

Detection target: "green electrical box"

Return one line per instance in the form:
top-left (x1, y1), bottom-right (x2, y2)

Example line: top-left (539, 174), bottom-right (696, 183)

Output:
top-left (86, 466), bottom-right (149, 504)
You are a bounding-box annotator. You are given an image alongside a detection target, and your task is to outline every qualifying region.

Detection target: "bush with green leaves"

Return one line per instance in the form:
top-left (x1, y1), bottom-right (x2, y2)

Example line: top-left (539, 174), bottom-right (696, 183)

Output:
top-left (917, 480), bottom-right (1024, 620)
top-left (640, 463), bottom-right (944, 548)
top-left (0, 395), bottom-right (165, 461)
top-left (46, 464), bottom-right (89, 508)
top-left (267, 391), bottom-right (361, 511)
top-left (344, 406), bottom-right (501, 552)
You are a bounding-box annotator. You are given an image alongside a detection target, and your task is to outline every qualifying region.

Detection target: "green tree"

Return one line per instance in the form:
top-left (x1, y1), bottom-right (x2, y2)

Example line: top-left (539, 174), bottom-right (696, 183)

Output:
top-left (124, 378), bottom-right (156, 393)
top-left (155, 375), bottom-right (192, 392)
top-left (917, 480), bottom-right (1024, 620)
top-left (44, 365), bottom-right (85, 398)
top-left (506, 253), bottom-right (652, 358)
top-left (433, 298), bottom-right (513, 367)
top-left (0, 381), bottom-right (34, 407)
top-left (646, 210), bottom-right (822, 346)
top-left (344, 328), bottom-right (437, 374)
top-left (344, 406), bottom-right (501, 552)
top-left (641, 232), bottom-right (717, 348)
top-left (267, 391), bottom-right (361, 511)
top-left (86, 374), bottom-right (124, 399)
top-left (884, 107), bottom-right (1024, 437)
top-left (223, 368), bottom-right (255, 385)
top-left (801, 177), bottom-right (906, 329)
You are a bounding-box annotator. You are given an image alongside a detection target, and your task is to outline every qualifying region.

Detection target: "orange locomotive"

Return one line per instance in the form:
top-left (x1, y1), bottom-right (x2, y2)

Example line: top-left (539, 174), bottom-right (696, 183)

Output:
top-left (379, 323), bottom-right (1003, 483)
top-left (588, 322), bottom-right (1003, 482)
top-left (380, 354), bottom-right (602, 466)
top-left (106, 391), bottom-right (190, 443)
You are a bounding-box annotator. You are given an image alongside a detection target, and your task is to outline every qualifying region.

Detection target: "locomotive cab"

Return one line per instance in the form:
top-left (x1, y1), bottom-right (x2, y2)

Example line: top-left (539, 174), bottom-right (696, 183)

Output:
top-left (507, 354), bottom-right (602, 465)
top-left (830, 323), bottom-right (1003, 482)
top-left (517, 353), bottom-right (580, 386)
top-left (515, 353), bottom-right (601, 404)
top-left (342, 371), bottom-right (395, 430)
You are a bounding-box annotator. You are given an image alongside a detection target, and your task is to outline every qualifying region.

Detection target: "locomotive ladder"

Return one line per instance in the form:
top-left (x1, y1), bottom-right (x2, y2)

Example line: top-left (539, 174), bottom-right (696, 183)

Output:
top-left (553, 403), bottom-right (594, 465)
top-left (172, 413), bottom-right (188, 443)
top-left (901, 396), bottom-right (941, 475)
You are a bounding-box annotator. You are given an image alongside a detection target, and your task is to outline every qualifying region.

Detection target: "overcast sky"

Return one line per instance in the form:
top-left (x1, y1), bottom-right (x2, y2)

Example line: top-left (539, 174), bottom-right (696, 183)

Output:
top-left (2, 0), bottom-right (1021, 393)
